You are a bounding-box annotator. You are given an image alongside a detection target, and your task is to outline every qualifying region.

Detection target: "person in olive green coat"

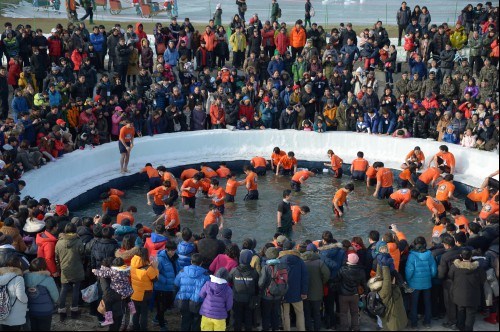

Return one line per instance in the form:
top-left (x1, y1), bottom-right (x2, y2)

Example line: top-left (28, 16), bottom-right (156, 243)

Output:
top-left (55, 223), bottom-right (85, 320)
top-left (368, 265), bottom-right (408, 331)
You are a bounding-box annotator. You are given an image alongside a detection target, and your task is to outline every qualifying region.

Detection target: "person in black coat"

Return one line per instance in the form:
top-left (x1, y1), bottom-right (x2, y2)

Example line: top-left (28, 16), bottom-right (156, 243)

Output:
top-left (449, 249), bottom-right (486, 331)
top-left (413, 108), bottom-right (430, 138)
top-left (115, 37), bottom-right (132, 84)
top-left (438, 234), bottom-right (462, 328)
top-left (197, 224), bottom-right (226, 269)
top-left (279, 106), bottom-right (298, 129)
top-left (90, 226), bottom-right (120, 269)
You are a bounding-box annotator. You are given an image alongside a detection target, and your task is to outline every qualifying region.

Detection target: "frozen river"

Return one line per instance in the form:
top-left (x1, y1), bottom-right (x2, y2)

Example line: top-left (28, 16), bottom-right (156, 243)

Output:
top-left (2, 0), bottom-right (482, 25)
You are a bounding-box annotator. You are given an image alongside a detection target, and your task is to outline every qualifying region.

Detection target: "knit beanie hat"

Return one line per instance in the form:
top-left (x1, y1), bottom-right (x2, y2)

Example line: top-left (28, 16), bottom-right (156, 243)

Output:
top-left (347, 253), bottom-right (359, 265)
top-left (239, 249), bottom-right (253, 266)
top-left (265, 247), bottom-right (279, 260)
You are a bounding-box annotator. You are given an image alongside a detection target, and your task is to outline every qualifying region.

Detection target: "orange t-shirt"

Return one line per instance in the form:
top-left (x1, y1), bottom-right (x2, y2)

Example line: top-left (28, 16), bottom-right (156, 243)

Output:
top-left (479, 198), bottom-right (499, 220)
top-left (330, 154), bottom-right (343, 170)
top-left (291, 205), bottom-right (302, 223)
top-left (201, 166), bottom-right (218, 178)
top-left (119, 126), bottom-right (135, 143)
top-left (102, 195), bottom-right (121, 212)
top-left (271, 151), bottom-right (286, 166)
top-left (377, 168), bottom-right (394, 188)
top-left (109, 188), bottom-right (125, 197)
top-left (161, 172), bottom-right (178, 188)
top-left (399, 169), bottom-right (412, 181)
top-left (148, 186), bottom-right (171, 206)
top-left (366, 166), bottom-right (377, 179)
top-left (426, 196), bottom-right (445, 214)
top-left (467, 188), bottom-right (490, 204)
top-left (454, 215), bottom-right (470, 232)
top-left (418, 167), bottom-right (441, 185)
top-left (279, 155), bottom-right (297, 170)
top-left (390, 189), bottom-right (412, 205)
top-left (141, 166), bottom-right (160, 178)
top-left (251, 157), bottom-right (267, 168)
top-left (117, 211), bottom-right (135, 225)
top-left (225, 179), bottom-right (242, 196)
top-left (406, 150), bottom-right (425, 164)
top-left (292, 170), bottom-right (311, 182)
top-left (245, 171), bottom-right (258, 191)
top-left (432, 224), bottom-right (445, 238)
top-left (435, 151), bottom-right (456, 169)
top-left (352, 158), bottom-right (369, 172)
top-left (435, 180), bottom-right (455, 201)
top-left (199, 178), bottom-right (211, 192)
top-left (164, 206), bottom-right (180, 229)
top-left (216, 166), bottom-right (231, 178)
top-left (208, 187), bottom-right (226, 206)
top-left (203, 210), bottom-right (222, 229)
top-left (333, 189), bottom-right (348, 206)
top-left (180, 169), bottom-right (199, 181)
top-left (181, 179), bottom-right (200, 197)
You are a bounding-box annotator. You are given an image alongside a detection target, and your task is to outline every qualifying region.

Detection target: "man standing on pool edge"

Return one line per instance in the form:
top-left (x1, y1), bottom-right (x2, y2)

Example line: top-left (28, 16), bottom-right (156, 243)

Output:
top-left (119, 120), bottom-right (135, 174)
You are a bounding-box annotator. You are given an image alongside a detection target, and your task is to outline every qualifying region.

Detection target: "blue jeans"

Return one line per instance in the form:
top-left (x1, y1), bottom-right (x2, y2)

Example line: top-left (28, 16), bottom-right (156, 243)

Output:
top-left (410, 288), bottom-right (432, 326)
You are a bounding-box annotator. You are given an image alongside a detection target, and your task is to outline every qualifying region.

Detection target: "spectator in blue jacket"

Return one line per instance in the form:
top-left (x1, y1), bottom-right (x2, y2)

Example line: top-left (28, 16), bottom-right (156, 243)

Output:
top-left (154, 240), bottom-right (180, 331)
top-left (163, 40), bottom-right (179, 68)
top-left (18, 112), bottom-right (37, 145)
top-left (378, 109), bottom-right (397, 134)
top-left (364, 108), bottom-right (380, 134)
top-left (174, 253), bottom-right (210, 331)
top-left (278, 239), bottom-right (309, 331)
top-left (267, 55), bottom-right (285, 77)
top-left (47, 84), bottom-right (62, 108)
top-left (317, 231), bottom-right (345, 330)
top-left (409, 54), bottom-right (427, 80)
top-left (169, 86), bottom-right (186, 111)
top-left (11, 89), bottom-right (29, 123)
top-left (177, 228), bottom-right (196, 270)
top-left (90, 26), bottom-right (105, 70)
top-left (405, 236), bottom-right (437, 329)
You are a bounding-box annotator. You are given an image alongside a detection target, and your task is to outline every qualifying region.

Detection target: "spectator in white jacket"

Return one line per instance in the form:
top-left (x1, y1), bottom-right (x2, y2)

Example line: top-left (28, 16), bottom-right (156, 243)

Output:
top-left (0, 255), bottom-right (28, 329)
top-left (461, 128), bottom-right (477, 148)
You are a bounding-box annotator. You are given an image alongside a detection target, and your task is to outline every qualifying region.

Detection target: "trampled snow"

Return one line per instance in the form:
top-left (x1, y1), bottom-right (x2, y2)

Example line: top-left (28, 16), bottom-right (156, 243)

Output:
top-left (21, 130), bottom-right (499, 204)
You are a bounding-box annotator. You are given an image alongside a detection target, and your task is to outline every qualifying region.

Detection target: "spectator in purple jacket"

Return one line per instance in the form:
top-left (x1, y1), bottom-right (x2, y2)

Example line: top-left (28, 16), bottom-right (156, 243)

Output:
top-left (199, 267), bottom-right (233, 331)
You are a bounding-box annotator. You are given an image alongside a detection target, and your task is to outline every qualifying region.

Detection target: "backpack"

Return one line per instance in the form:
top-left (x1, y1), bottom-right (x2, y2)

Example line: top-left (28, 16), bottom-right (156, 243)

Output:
top-left (27, 284), bottom-right (53, 316)
top-left (0, 276), bottom-right (18, 321)
top-left (277, 7), bottom-right (282, 18)
top-left (268, 264), bottom-right (288, 297)
top-left (366, 291), bottom-right (386, 317)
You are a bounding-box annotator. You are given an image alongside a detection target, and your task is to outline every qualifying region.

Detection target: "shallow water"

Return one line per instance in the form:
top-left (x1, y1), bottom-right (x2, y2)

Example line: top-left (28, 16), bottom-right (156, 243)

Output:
top-left (73, 171), bottom-right (472, 246)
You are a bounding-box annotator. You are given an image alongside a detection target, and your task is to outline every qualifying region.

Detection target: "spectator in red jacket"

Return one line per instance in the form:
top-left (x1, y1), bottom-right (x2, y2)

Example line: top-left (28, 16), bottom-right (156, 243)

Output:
top-left (35, 218), bottom-right (59, 277)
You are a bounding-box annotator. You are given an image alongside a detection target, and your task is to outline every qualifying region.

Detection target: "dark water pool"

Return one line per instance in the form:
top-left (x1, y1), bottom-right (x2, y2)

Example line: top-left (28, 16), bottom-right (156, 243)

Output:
top-left (73, 172), bottom-right (473, 246)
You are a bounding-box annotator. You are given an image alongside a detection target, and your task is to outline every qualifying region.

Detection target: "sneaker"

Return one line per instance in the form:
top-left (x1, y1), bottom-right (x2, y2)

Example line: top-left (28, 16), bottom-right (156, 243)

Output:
top-left (128, 301), bottom-right (136, 315)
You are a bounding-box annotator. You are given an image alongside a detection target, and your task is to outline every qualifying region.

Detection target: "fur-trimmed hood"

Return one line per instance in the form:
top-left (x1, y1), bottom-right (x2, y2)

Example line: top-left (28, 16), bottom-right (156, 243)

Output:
top-left (115, 246), bottom-right (141, 261)
top-left (453, 259), bottom-right (479, 270)
top-left (0, 267), bottom-right (23, 285)
top-left (317, 242), bottom-right (343, 251)
top-left (278, 249), bottom-right (301, 258)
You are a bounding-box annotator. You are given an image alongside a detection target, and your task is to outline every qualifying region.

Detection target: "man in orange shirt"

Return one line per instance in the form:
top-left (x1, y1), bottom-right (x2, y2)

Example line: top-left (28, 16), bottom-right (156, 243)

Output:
top-left (333, 183), bottom-right (354, 218)
top-left (216, 162), bottom-right (231, 178)
top-left (291, 205), bottom-right (310, 224)
top-left (388, 189), bottom-right (420, 210)
top-left (479, 195), bottom-right (499, 221)
top-left (399, 163), bottom-right (417, 188)
top-left (276, 151), bottom-right (298, 176)
top-left (403, 146), bottom-right (425, 170)
top-left (200, 163), bottom-right (218, 178)
top-left (181, 173), bottom-right (202, 209)
top-left (373, 162), bottom-right (394, 199)
top-left (270, 147), bottom-right (286, 172)
top-left (243, 165), bottom-right (259, 200)
top-left (450, 208), bottom-right (469, 233)
top-left (147, 180), bottom-right (174, 215)
top-left (435, 174), bottom-right (456, 211)
top-left (208, 178), bottom-right (226, 214)
top-left (153, 197), bottom-right (180, 236)
top-left (140, 163), bottom-right (161, 189)
top-left (180, 168), bottom-right (199, 181)
top-left (101, 192), bottom-right (122, 217)
top-left (416, 166), bottom-right (444, 194)
top-left (418, 195), bottom-right (447, 221)
top-left (366, 165), bottom-right (377, 187)
top-left (465, 187), bottom-right (490, 212)
top-left (204, 204), bottom-right (225, 230)
top-left (290, 169), bottom-right (315, 192)
top-left (251, 156), bottom-right (268, 176)
top-left (118, 119), bottom-right (135, 174)
top-left (324, 149), bottom-right (343, 178)
top-left (225, 173), bottom-right (246, 202)
top-left (116, 206), bottom-right (137, 225)
top-left (428, 145), bottom-right (456, 174)
top-left (351, 151), bottom-right (369, 181)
